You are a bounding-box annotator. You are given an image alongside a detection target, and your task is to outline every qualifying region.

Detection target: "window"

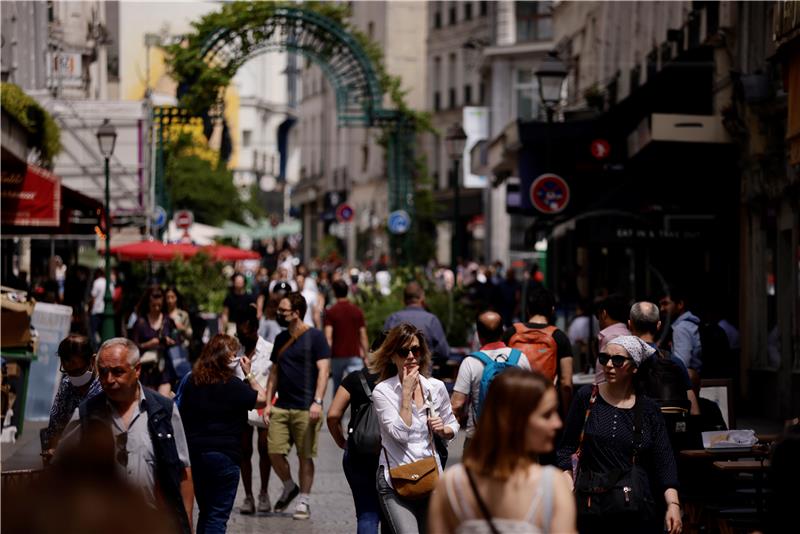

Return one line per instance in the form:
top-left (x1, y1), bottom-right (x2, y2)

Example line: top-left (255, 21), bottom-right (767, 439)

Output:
top-left (368, 21), bottom-right (374, 40)
top-left (464, 84), bottom-right (472, 105)
top-left (480, 1), bottom-right (488, 17)
top-left (434, 6), bottom-right (442, 29)
top-left (514, 69), bottom-right (539, 120)
top-left (434, 92), bottom-right (441, 111)
top-left (465, 2), bottom-right (473, 20)
top-left (449, 53), bottom-right (457, 108)
top-left (515, 1), bottom-right (553, 43)
top-left (449, 88), bottom-right (457, 109)
top-left (242, 130), bottom-right (252, 148)
top-left (433, 56), bottom-right (442, 111)
top-left (449, 2), bottom-right (457, 25)
top-left (479, 82), bottom-right (486, 105)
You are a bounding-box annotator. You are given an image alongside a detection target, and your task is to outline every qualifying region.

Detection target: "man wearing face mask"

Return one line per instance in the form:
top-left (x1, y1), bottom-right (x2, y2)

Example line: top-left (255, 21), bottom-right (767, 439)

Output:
top-left (234, 305), bottom-right (276, 515)
top-left (43, 335), bottom-right (104, 460)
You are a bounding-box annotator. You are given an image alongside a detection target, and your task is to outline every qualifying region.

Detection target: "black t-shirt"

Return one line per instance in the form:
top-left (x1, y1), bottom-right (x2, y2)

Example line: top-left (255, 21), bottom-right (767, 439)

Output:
top-left (271, 328), bottom-right (331, 410)
top-left (341, 368), bottom-right (379, 432)
top-left (223, 292), bottom-right (256, 324)
top-left (178, 377), bottom-right (257, 463)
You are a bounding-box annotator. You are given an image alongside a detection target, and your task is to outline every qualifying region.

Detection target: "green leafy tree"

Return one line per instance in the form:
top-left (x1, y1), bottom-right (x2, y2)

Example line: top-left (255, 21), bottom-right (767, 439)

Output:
top-left (167, 154), bottom-right (244, 226)
top-left (164, 253), bottom-right (228, 313)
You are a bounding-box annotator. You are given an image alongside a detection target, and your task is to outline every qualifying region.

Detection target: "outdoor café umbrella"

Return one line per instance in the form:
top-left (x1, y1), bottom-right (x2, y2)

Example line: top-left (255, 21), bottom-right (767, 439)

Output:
top-left (109, 240), bottom-right (199, 262)
top-left (199, 244), bottom-right (260, 262)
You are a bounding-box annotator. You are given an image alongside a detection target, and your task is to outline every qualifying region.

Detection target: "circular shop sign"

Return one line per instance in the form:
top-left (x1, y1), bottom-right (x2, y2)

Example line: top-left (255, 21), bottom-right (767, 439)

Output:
top-left (387, 210), bottom-right (411, 234)
top-left (529, 174), bottom-right (570, 214)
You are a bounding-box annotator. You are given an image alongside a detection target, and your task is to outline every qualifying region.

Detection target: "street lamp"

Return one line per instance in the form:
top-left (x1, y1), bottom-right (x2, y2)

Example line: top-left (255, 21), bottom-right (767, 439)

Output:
top-left (96, 118), bottom-right (117, 342)
top-left (445, 123), bottom-right (467, 273)
top-left (534, 52), bottom-right (568, 122)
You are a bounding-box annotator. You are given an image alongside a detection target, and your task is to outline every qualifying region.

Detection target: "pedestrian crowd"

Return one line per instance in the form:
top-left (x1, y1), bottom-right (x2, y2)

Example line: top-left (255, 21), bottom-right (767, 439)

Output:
top-left (37, 255), bottom-right (798, 534)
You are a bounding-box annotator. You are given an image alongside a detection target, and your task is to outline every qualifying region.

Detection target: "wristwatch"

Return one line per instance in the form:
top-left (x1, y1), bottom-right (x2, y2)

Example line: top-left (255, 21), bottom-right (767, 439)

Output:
top-left (313, 397), bottom-right (323, 406)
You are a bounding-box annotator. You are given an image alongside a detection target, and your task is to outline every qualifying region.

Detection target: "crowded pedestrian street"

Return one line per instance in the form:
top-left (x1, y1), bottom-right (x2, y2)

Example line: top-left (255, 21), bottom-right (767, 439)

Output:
top-left (2, 2), bottom-right (800, 534)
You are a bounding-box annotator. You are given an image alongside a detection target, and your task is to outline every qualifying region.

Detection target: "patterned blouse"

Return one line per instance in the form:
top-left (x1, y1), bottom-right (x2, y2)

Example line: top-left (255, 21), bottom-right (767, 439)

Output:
top-left (44, 375), bottom-right (103, 446)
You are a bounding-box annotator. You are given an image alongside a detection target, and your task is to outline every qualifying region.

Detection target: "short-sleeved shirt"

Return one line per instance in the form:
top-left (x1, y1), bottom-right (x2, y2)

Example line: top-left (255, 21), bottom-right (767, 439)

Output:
top-left (178, 377), bottom-right (258, 463)
top-left (341, 368), bottom-right (379, 436)
top-left (223, 291), bottom-right (256, 324)
top-left (271, 328), bottom-right (331, 410)
top-left (324, 299), bottom-right (366, 358)
top-left (453, 343), bottom-right (531, 438)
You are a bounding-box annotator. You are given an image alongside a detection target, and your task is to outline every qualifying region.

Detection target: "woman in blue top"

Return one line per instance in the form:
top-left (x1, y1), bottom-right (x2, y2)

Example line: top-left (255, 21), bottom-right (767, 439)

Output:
top-left (178, 334), bottom-right (268, 534)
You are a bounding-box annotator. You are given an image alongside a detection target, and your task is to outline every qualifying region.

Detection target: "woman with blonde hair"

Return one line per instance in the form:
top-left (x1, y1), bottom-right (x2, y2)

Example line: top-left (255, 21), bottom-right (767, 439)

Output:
top-left (370, 323), bottom-right (459, 534)
top-left (429, 369), bottom-right (576, 533)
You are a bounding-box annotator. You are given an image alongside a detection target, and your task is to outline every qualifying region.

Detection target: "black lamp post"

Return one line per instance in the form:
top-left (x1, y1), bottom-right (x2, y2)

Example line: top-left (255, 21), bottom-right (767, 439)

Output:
top-left (445, 123), bottom-right (467, 273)
top-left (96, 118), bottom-right (117, 342)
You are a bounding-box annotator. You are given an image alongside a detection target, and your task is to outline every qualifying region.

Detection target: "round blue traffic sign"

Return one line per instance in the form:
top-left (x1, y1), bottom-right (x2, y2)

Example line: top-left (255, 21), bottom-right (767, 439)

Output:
top-left (336, 203), bottom-right (355, 223)
top-left (388, 210), bottom-right (411, 234)
top-left (153, 206), bottom-right (168, 229)
top-left (529, 174), bottom-right (570, 214)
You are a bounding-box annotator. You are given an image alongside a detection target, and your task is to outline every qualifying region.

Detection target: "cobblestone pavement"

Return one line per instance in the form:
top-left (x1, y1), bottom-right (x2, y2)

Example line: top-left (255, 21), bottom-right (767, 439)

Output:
top-left (225, 414), bottom-right (465, 533)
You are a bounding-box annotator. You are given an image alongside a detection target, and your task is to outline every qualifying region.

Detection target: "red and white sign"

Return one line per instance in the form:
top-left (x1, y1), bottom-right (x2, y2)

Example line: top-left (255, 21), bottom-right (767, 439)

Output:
top-left (530, 173), bottom-right (570, 214)
top-left (336, 203), bottom-right (355, 223)
top-left (590, 139), bottom-right (611, 160)
top-left (1, 164), bottom-right (61, 226)
top-left (174, 210), bottom-right (194, 229)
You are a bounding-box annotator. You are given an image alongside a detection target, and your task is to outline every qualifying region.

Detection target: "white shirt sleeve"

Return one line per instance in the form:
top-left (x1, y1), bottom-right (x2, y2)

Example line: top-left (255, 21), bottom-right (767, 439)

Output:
top-left (452, 358), bottom-right (477, 395)
top-left (432, 379), bottom-right (460, 440)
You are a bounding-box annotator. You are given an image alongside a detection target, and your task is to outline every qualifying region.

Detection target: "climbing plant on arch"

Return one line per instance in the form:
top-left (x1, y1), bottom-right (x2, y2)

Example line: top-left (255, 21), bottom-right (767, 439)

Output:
top-left (164, 1), bottom-right (433, 264)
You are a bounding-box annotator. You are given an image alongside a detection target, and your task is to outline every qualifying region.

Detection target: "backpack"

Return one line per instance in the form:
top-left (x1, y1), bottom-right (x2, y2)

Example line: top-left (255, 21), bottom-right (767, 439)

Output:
top-left (638, 350), bottom-right (690, 411)
top-left (508, 324), bottom-right (558, 382)
top-left (347, 371), bottom-right (382, 456)
top-left (468, 348), bottom-right (523, 418)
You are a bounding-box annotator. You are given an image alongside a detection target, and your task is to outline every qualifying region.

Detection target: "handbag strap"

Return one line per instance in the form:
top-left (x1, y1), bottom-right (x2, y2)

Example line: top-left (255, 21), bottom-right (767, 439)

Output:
top-left (574, 385), bottom-right (599, 468)
top-left (276, 325), bottom-right (308, 359)
top-left (464, 467), bottom-right (501, 534)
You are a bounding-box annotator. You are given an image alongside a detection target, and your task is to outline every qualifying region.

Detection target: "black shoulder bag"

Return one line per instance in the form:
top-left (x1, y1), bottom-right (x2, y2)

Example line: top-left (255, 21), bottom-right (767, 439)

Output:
top-left (573, 394), bottom-right (656, 521)
top-left (347, 371), bottom-right (382, 456)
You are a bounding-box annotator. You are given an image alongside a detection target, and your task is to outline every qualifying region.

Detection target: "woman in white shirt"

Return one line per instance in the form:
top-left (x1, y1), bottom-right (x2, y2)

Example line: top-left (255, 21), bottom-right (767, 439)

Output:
top-left (370, 323), bottom-right (459, 534)
top-left (428, 369), bottom-right (576, 534)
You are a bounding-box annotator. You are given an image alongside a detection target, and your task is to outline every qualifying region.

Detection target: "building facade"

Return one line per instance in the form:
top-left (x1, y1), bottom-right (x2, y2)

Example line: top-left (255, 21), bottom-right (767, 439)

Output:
top-left (291, 1), bottom-right (427, 265)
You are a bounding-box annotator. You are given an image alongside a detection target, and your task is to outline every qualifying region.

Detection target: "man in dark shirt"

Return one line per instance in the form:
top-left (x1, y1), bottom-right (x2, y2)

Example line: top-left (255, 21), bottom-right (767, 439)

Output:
top-left (264, 292), bottom-right (330, 520)
top-left (222, 273), bottom-right (256, 335)
top-left (324, 280), bottom-right (369, 392)
top-left (383, 282), bottom-right (450, 363)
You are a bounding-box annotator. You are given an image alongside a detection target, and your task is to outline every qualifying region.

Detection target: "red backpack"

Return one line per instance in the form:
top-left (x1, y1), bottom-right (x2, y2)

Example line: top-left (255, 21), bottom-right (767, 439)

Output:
top-left (508, 324), bottom-right (558, 382)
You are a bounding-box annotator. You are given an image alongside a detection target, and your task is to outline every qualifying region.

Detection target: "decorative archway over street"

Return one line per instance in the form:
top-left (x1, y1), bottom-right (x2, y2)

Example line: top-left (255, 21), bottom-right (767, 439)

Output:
top-left (162, 2), bottom-right (418, 262)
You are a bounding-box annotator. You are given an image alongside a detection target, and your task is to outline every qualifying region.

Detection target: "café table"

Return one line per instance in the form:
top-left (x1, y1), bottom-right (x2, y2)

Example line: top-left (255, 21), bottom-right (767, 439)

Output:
top-left (712, 459), bottom-right (771, 516)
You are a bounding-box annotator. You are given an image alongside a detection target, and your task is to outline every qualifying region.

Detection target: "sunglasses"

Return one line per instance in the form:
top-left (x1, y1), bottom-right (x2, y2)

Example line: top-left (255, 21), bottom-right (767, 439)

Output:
top-left (598, 353), bottom-right (633, 368)
top-left (116, 432), bottom-right (128, 467)
top-left (397, 346), bottom-right (422, 358)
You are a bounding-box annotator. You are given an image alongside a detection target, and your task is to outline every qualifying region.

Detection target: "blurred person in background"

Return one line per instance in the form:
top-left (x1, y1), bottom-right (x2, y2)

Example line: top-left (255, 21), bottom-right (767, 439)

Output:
top-left (165, 286), bottom-right (192, 346)
top-left (325, 279), bottom-right (369, 392)
top-left (42, 335), bottom-right (102, 459)
top-left (222, 273), bottom-right (256, 336)
top-left (89, 268), bottom-right (113, 349)
top-left (259, 282), bottom-right (292, 343)
top-left (130, 286), bottom-right (176, 395)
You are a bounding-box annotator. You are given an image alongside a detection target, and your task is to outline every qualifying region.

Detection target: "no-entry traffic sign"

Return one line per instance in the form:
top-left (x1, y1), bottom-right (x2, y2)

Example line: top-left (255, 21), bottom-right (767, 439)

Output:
top-left (174, 210), bottom-right (194, 229)
top-left (529, 174), bottom-right (570, 214)
top-left (590, 139), bottom-right (611, 160)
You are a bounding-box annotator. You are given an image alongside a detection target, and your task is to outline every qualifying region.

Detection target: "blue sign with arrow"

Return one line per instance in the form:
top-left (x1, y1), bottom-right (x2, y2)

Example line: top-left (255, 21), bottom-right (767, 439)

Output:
top-left (388, 210), bottom-right (411, 234)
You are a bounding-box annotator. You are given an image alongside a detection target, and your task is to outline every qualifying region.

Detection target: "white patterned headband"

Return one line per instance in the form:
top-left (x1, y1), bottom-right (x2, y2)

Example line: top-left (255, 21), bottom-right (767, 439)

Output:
top-left (606, 335), bottom-right (656, 366)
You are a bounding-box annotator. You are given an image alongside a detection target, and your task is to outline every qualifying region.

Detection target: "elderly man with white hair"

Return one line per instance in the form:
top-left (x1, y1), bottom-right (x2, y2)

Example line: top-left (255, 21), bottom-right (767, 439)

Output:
top-left (57, 338), bottom-right (194, 533)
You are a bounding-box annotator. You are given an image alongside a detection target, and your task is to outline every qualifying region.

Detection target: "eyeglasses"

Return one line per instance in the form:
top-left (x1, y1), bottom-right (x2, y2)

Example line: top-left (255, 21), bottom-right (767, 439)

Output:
top-left (598, 353), bottom-right (633, 368)
top-left (397, 346), bottom-right (422, 358)
top-left (116, 432), bottom-right (128, 467)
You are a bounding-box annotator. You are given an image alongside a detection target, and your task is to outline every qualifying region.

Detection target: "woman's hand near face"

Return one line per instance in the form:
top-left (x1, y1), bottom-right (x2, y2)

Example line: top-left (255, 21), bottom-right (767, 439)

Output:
top-left (240, 355), bottom-right (252, 376)
top-left (402, 367), bottom-right (419, 398)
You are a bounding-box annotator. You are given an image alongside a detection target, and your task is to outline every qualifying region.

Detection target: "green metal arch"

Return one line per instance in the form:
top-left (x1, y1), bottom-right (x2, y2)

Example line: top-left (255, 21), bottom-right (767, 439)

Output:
top-left (199, 6), bottom-right (389, 126)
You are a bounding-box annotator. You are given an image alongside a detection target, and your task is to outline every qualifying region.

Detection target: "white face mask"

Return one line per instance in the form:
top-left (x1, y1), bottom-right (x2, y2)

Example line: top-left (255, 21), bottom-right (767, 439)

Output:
top-left (228, 357), bottom-right (240, 370)
top-left (68, 369), bottom-right (94, 387)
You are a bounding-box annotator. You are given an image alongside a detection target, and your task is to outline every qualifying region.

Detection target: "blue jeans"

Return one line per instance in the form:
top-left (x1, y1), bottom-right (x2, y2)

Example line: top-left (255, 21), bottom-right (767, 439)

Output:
top-left (343, 448), bottom-right (381, 534)
top-left (331, 356), bottom-right (364, 392)
top-left (192, 451), bottom-right (241, 534)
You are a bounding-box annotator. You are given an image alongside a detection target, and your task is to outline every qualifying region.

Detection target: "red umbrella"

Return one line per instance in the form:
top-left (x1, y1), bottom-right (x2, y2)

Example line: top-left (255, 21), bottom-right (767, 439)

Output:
top-left (199, 244), bottom-right (260, 262)
top-left (109, 240), bottom-right (199, 262)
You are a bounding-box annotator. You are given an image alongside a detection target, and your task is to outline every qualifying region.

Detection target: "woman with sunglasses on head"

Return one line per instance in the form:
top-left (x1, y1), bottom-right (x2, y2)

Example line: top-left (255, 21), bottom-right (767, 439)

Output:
top-left (429, 368), bottom-right (576, 533)
top-left (370, 323), bottom-right (459, 534)
top-left (178, 334), bottom-right (269, 533)
top-left (557, 336), bottom-right (682, 534)
top-left (42, 334), bottom-right (103, 459)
